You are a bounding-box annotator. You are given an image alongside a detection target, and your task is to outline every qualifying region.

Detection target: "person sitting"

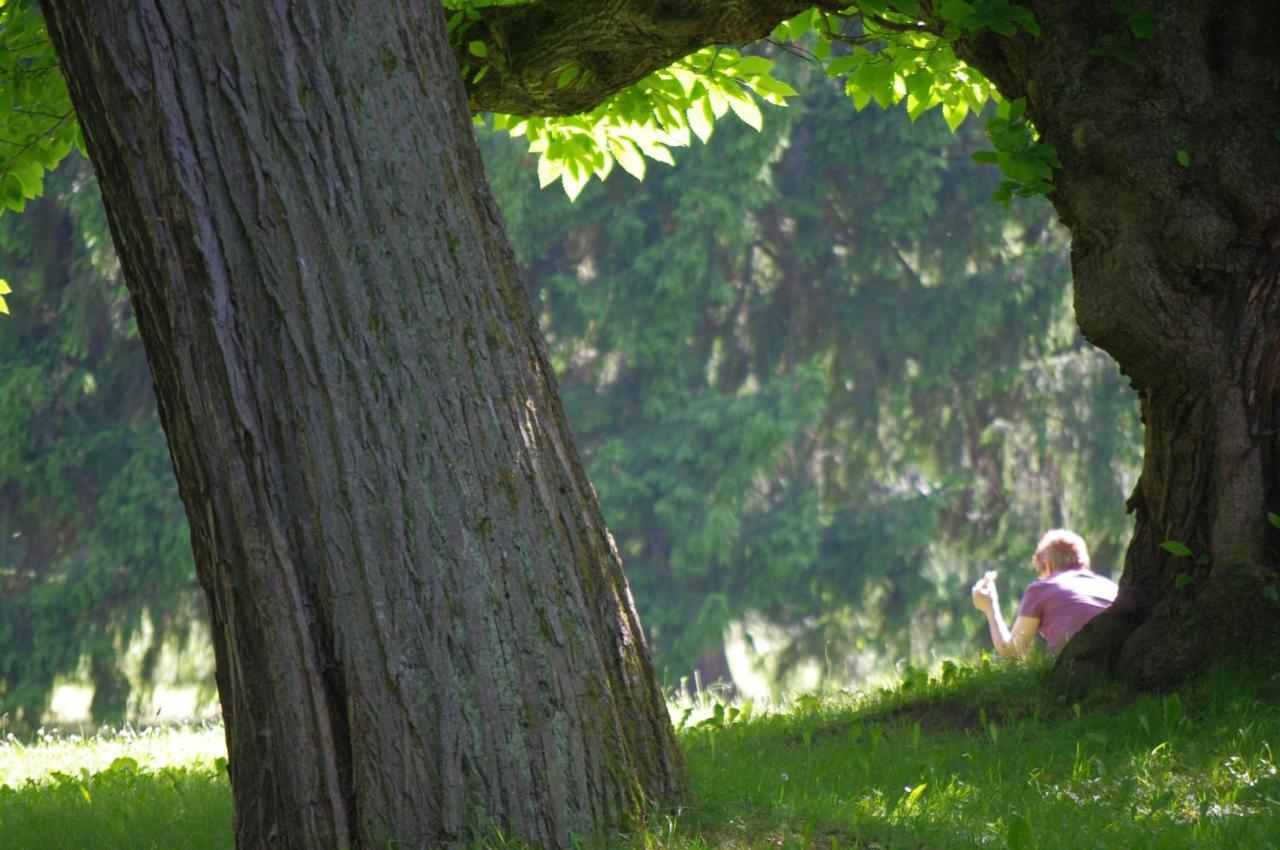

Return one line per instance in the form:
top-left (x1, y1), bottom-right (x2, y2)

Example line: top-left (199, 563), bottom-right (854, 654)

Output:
top-left (970, 529), bottom-right (1118, 659)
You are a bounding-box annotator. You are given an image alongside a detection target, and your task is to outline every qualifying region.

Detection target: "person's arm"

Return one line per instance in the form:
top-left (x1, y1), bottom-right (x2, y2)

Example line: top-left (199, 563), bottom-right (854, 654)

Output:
top-left (971, 573), bottom-right (1040, 659)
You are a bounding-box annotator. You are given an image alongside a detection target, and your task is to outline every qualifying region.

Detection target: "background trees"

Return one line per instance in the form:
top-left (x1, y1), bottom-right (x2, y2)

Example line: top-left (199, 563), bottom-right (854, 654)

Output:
top-left (0, 156), bottom-right (201, 729)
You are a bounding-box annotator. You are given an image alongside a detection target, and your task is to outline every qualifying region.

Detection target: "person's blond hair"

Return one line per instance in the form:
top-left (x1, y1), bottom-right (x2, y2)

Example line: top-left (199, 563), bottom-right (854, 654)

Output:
top-left (1033, 529), bottom-right (1090, 575)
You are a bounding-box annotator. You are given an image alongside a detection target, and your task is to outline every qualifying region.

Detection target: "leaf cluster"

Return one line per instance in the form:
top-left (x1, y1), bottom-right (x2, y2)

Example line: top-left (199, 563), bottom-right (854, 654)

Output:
top-left (487, 47), bottom-right (797, 199)
top-left (0, 0), bottom-right (78, 213)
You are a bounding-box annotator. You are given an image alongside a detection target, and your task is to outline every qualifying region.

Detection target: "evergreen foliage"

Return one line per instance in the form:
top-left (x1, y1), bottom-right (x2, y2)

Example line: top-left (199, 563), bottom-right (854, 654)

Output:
top-left (0, 156), bottom-right (201, 729)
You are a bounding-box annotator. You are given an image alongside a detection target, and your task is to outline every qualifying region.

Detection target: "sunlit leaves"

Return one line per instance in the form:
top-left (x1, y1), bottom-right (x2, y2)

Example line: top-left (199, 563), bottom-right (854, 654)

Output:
top-left (770, 5), bottom-right (1003, 131)
top-left (0, 277), bottom-right (10, 313)
top-left (773, 5), bottom-right (1057, 198)
top-left (489, 48), bottom-right (794, 199)
top-left (0, 0), bottom-right (79, 214)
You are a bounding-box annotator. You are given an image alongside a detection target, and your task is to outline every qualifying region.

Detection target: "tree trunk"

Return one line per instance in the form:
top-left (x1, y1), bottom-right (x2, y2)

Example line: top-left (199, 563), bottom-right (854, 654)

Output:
top-left (958, 0), bottom-right (1280, 686)
top-left (41, 2), bottom-right (683, 846)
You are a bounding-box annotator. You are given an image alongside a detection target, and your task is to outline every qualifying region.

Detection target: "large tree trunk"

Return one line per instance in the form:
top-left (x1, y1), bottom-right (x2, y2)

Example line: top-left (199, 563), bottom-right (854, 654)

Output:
top-left (41, 1), bottom-right (683, 846)
top-left (958, 0), bottom-right (1280, 686)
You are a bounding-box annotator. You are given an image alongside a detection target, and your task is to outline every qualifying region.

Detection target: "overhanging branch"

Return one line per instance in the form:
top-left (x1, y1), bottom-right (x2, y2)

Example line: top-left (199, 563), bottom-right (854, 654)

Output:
top-left (462, 0), bottom-right (815, 116)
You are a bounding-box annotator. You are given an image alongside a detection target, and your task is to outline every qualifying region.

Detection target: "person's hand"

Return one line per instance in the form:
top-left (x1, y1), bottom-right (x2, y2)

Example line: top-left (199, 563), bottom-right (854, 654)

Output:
top-left (971, 570), bottom-right (998, 614)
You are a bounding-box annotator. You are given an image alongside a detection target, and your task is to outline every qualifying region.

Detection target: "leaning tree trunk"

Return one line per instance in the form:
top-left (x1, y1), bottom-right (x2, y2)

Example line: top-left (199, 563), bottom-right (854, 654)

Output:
top-left (959, 0), bottom-right (1280, 686)
top-left (41, 1), bottom-right (683, 846)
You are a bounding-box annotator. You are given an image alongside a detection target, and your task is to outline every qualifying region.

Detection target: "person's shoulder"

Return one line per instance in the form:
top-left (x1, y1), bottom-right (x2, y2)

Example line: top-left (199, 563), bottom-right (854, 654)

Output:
top-left (1022, 575), bottom-right (1051, 596)
top-left (1091, 570), bottom-right (1119, 591)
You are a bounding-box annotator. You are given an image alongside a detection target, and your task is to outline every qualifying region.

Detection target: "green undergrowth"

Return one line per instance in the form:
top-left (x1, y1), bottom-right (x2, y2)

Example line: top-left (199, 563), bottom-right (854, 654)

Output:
top-left (0, 724), bottom-right (231, 850)
top-left (644, 656), bottom-right (1280, 849)
top-left (3, 658), bottom-right (1280, 848)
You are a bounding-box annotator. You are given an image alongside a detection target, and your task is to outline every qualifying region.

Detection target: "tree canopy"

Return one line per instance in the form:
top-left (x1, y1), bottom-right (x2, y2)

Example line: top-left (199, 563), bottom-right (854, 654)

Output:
top-left (0, 1), bottom-right (1058, 226)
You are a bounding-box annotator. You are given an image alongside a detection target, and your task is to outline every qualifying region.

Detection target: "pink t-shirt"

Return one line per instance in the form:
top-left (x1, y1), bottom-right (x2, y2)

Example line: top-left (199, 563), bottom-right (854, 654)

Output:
top-left (1016, 566), bottom-right (1118, 651)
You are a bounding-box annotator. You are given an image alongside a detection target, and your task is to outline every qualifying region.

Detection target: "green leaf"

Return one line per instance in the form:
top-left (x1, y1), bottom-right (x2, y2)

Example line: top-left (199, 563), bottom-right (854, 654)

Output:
top-left (726, 90), bottom-right (763, 131)
top-left (107, 756), bottom-right (140, 774)
top-left (467, 40), bottom-right (487, 58)
top-left (536, 154), bottom-right (562, 189)
top-left (1174, 572), bottom-right (1195, 589)
top-left (904, 782), bottom-right (928, 808)
top-left (848, 78), bottom-right (873, 111)
top-left (687, 99), bottom-right (714, 144)
top-left (781, 8), bottom-right (815, 41)
top-left (1268, 512), bottom-right (1280, 529)
top-left (561, 164), bottom-right (590, 201)
top-left (731, 55), bottom-right (774, 77)
top-left (609, 137), bottom-right (646, 180)
top-left (942, 101), bottom-right (969, 132)
top-left (1176, 148), bottom-right (1190, 168)
top-left (1159, 540), bottom-right (1192, 557)
top-left (751, 74), bottom-right (798, 104)
top-left (825, 54), bottom-right (859, 78)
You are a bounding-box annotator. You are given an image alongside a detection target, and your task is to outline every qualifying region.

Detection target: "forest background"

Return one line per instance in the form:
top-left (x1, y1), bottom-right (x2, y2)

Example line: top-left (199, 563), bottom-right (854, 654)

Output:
top-left (0, 50), bottom-right (1141, 729)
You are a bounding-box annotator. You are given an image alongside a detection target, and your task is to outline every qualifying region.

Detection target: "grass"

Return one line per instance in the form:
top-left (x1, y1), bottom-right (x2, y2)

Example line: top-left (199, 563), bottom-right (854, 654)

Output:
top-left (3, 658), bottom-right (1280, 848)
top-left (656, 657), bottom-right (1280, 848)
top-left (0, 723), bottom-right (231, 850)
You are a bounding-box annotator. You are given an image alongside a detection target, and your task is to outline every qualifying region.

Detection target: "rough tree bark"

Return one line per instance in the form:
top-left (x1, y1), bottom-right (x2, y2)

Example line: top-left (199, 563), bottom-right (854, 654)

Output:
top-left (462, 0), bottom-right (813, 115)
top-left (954, 0), bottom-right (1280, 687)
top-left (41, 1), bottom-right (682, 847)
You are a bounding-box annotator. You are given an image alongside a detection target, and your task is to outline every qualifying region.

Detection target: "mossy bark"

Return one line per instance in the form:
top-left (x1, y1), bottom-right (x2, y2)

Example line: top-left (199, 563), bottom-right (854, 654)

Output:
top-left (42, 1), bottom-right (683, 846)
top-left (462, 0), bottom-right (813, 116)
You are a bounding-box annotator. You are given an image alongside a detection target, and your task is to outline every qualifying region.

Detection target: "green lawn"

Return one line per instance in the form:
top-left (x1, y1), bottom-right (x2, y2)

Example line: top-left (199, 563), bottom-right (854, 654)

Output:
top-left (3, 658), bottom-right (1279, 848)
top-left (0, 723), bottom-right (230, 850)
top-left (663, 658), bottom-right (1280, 848)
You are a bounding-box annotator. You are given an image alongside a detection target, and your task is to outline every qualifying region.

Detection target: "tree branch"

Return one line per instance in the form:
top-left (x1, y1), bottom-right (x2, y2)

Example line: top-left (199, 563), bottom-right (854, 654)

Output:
top-left (463, 0), bottom-right (812, 116)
